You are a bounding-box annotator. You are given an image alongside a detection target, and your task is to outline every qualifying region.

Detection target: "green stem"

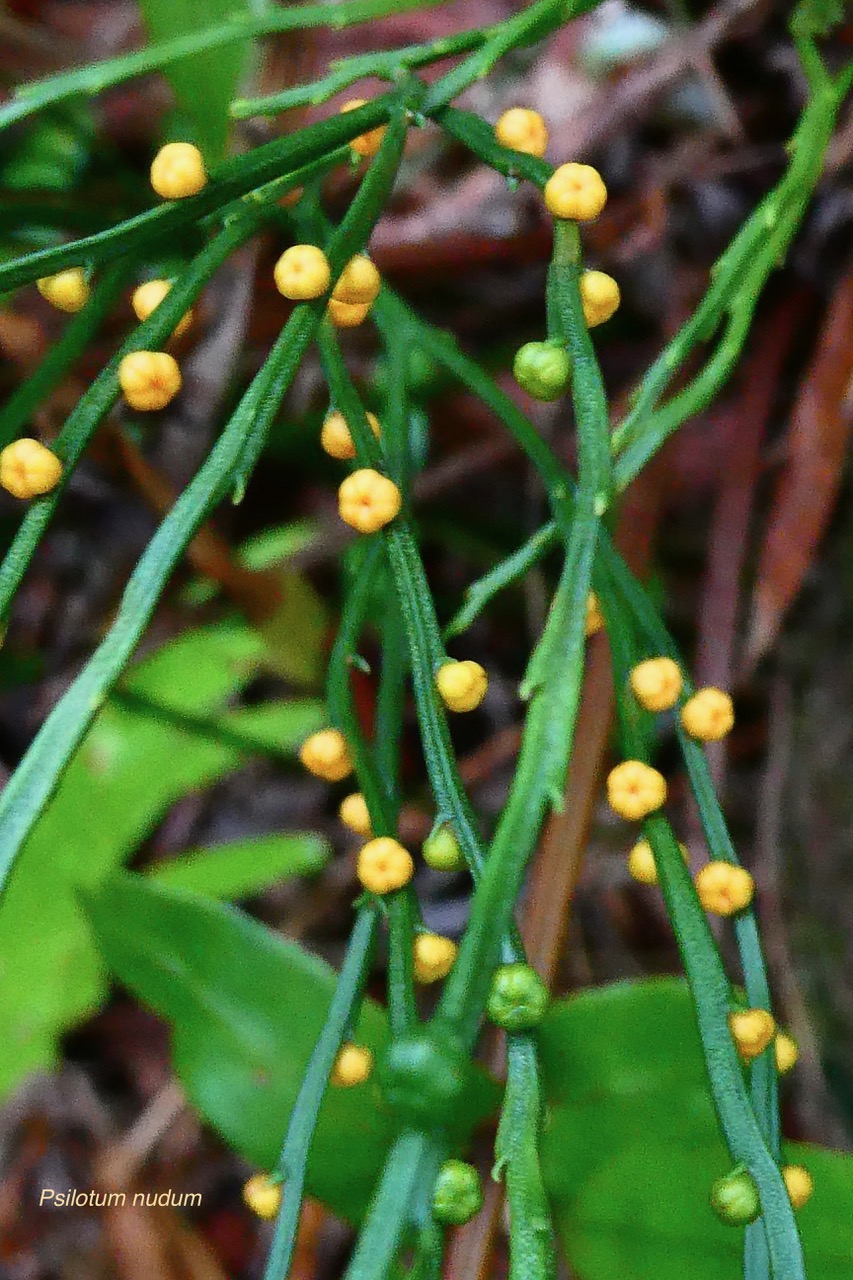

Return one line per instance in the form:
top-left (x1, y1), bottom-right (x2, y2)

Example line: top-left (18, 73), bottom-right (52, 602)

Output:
top-left (411, 302), bottom-right (783, 1158)
top-left (443, 523), bottom-right (558, 640)
top-left (0, 0), bottom-right (453, 131)
top-left (496, 1036), bottom-right (557, 1280)
top-left (611, 67), bottom-right (851, 475)
top-left (0, 96), bottom-right (395, 293)
top-left (343, 1131), bottom-right (441, 1280)
top-left (423, 0), bottom-right (600, 112)
top-left (233, 86), bottom-right (418, 497)
top-left (0, 297), bottom-right (321, 900)
top-left (431, 106), bottom-right (550, 187)
top-left (326, 528), bottom-right (419, 1044)
top-left (599, 587), bottom-right (804, 1280)
top-left (262, 905), bottom-right (379, 1280)
top-left (232, 28), bottom-right (490, 119)
top-left (0, 199), bottom-right (271, 624)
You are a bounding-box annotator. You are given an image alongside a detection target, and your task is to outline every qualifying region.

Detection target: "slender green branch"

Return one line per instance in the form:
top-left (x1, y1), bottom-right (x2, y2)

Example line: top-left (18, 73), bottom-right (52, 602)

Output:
top-left (599, 587), bottom-right (805, 1280)
top-left (611, 64), bottom-right (852, 477)
top-left (0, 210), bottom-right (262, 623)
top-left (231, 28), bottom-right (489, 119)
top-left (262, 905), bottom-right (379, 1280)
top-left (406, 296), bottom-right (783, 1164)
top-left (344, 1131), bottom-right (441, 1280)
top-left (423, 0), bottom-right (600, 112)
top-left (430, 106), bottom-right (551, 187)
top-left (0, 0), bottom-right (452, 131)
top-left (0, 300), bottom-right (320, 900)
top-left (326, 540), bottom-right (419, 1041)
top-left (327, 542), bottom-right (394, 833)
top-left (0, 97), bottom-right (395, 293)
top-left (443, 523), bottom-right (558, 639)
top-left (495, 1036), bottom-right (557, 1280)
top-left (233, 88), bottom-right (418, 497)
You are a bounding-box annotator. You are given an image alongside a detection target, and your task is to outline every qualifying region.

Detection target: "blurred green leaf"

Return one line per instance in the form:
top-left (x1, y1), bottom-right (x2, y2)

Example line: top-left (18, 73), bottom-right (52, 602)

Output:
top-left (259, 569), bottom-right (328, 685)
top-left (791, 0), bottom-right (844, 39)
top-left (83, 873), bottom-right (498, 1222)
top-left (148, 832), bottom-right (329, 898)
top-left (179, 521), bottom-right (328, 684)
top-left (240, 521), bottom-right (320, 571)
top-left (138, 0), bottom-right (260, 162)
top-left (539, 978), bottom-right (853, 1280)
top-left (1, 104), bottom-right (95, 192)
top-left (0, 621), bottom-right (322, 1098)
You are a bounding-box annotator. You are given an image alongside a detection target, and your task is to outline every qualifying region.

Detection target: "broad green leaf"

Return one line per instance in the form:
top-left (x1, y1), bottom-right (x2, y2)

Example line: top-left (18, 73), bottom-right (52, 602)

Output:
top-left (83, 873), bottom-right (498, 1223)
top-left (138, 0), bottom-right (259, 162)
top-left (0, 621), bottom-right (322, 1098)
top-left (148, 832), bottom-right (329, 898)
top-left (539, 978), bottom-right (853, 1280)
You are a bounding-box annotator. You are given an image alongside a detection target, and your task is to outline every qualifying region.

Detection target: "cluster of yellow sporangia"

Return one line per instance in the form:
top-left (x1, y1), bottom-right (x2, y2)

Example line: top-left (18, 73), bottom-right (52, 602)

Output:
top-left (1, 143), bottom-right (212, 503)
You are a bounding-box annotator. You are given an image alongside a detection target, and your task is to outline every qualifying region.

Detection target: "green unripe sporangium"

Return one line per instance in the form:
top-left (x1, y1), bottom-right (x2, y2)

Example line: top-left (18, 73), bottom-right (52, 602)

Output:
top-left (512, 341), bottom-right (571, 401)
top-left (422, 824), bottom-right (465, 872)
top-left (432, 1159), bottom-right (483, 1226)
top-left (710, 1165), bottom-right (761, 1226)
top-left (486, 963), bottom-right (549, 1031)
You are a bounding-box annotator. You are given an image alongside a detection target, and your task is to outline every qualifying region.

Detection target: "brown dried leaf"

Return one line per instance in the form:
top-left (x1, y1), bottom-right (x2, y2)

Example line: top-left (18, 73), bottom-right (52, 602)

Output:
top-left (744, 271), bottom-right (853, 668)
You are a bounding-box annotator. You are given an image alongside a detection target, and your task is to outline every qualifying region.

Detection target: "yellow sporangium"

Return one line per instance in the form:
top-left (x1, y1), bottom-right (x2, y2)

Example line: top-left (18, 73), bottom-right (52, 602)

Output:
top-left (694, 860), bottom-right (754, 916)
top-left (274, 244), bottom-right (331, 301)
top-left (131, 280), bottom-right (193, 338)
top-left (586, 592), bottom-right (604, 637)
top-left (332, 255), bottom-right (382, 305)
top-left (357, 837), bottom-right (414, 894)
top-left (242, 1173), bottom-right (282, 1220)
top-left (118, 351), bottom-right (182, 411)
top-left (339, 792), bottom-right (373, 837)
top-left (627, 837), bottom-right (688, 886)
top-left (331, 1042), bottom-right (373, 1087)
top-left (327, 298), bottom-right (372, 327)
top-left (494, 107), bottom-right (549, 158)
top-left (37, 267), bottom-right (89, 313)
top-left (580, 270), bottom-right (621, 327)
top-left (782, 1165), bottom-right (813, 1210)
top-left (435, 660), bottom-right (488, 713)
top-left (321, 410), bottom-right (381, 461)
top-left (413, 933), bottom-right (458, 983)
top-left (150, 142), bottom-right (207, 199)
top-left (775, 1031), bottom-right (799, 1075)
top-left (681, 687), bottom-right (735, 741)
top-left (629, 656), bottom-right (683, 713)
top-left (340, 98), bottom-right (386, 158)
top-left (606, 760), bottom-right (667, 821)
top-left (0, 438), bottom-right (62, 500)
top-left (729, 1008), bottom-right (776, 1060)
top-left (544, 163), bottom-right (608, 221)
top-left (338, 469), bottom-right (402, 533)
top-left (299, 728), bottom-right (353, 782)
